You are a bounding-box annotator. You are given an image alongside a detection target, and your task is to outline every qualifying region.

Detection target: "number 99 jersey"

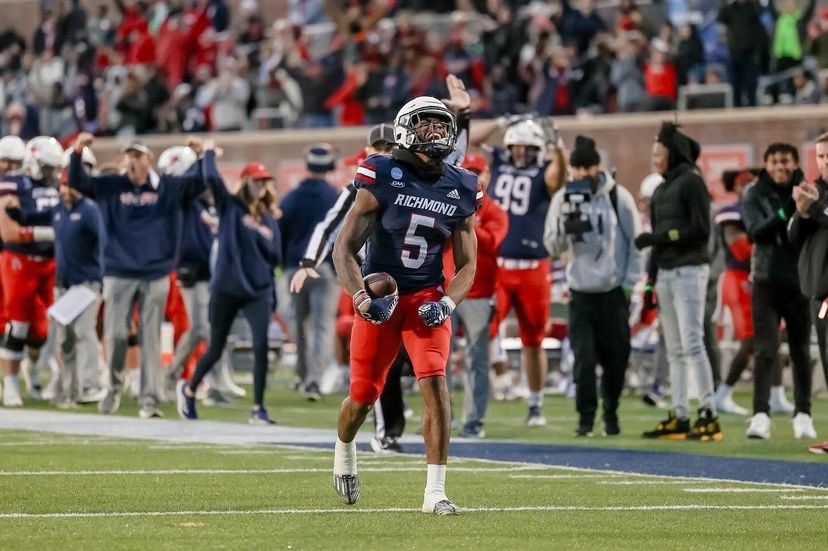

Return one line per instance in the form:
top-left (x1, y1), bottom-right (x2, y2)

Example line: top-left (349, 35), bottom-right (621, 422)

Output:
top-left (487, 146), bottom-right (551, 260)
top-left (354, 154), bottom-right (481, 295)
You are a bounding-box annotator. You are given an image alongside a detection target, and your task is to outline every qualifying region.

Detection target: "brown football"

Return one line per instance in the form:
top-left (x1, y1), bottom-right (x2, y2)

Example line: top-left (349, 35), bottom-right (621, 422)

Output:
top-left (363, 272), bottom-right (398, 299)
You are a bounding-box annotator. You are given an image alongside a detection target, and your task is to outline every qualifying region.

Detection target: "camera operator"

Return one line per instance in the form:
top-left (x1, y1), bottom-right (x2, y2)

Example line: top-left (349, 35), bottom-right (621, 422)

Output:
top-left (544, 136), bottom-right (642, 437)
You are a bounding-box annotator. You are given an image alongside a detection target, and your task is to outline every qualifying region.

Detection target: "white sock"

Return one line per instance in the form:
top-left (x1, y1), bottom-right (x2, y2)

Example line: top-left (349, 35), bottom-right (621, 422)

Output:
top-left (716, 383), bottom-right (732, 398)
top-left (528, 391), bottom-right (543, 409)
top-left (423, 464), bottom-right (447, 505)
top-left (771, 385), bottom-right (787, 401)
top-left (334, 438), bottom-right (357, 476)
top-left (4, 375), bottom-right (18, 389)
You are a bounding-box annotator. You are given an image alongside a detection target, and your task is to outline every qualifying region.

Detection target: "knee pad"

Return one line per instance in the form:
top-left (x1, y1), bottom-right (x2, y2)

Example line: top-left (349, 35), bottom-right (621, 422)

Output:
top-left (2, 321), bottom-right (29, 359)
top-left (349, 378), bottom-right (382, 406)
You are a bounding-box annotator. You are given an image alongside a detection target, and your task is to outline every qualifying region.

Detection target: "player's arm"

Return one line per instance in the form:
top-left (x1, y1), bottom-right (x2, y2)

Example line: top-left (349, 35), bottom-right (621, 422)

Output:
top-left (722, 223), bottom-right (751, 262)
top-left (446, 214), bottom-right (477, 304)
top-left (0, 195), bottom-right (54, 243)
top-left (544, 143), bottom-right (567, 195)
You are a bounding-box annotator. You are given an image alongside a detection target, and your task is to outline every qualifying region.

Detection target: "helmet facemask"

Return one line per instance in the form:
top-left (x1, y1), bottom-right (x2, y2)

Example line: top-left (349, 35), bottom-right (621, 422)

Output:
top-left (395, 103), bottom-right (457, 161)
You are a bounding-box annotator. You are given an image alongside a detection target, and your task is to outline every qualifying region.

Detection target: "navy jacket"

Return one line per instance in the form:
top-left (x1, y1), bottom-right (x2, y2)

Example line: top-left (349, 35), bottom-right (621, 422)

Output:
top-left (178, 196), bottom-right (217, 281)
top-left (203, 151), bottom-right (281, 304)
top-left (69, 151), bottom-right (205, 279)
top-left (278, 176), bottom-right (339, 267)
top-left (54, 198), bottom-right (106, 287)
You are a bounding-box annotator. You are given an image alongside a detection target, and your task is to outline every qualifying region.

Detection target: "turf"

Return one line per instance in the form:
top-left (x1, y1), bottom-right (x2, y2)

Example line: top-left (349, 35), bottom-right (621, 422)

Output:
top-left (1, 429), bottom-right (826, 550)
top-left (21, 368), bottom-right (828, 463)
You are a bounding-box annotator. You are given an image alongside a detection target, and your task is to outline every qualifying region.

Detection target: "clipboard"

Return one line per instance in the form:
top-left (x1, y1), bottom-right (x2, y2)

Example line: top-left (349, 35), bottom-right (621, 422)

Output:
top-left (47, 285), bottom-right (98, 325)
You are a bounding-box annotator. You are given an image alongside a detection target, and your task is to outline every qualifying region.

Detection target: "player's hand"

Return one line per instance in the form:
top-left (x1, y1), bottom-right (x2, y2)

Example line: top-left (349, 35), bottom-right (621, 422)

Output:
top-left (74, 132), bottom-right (94, 151)
top-left (353, 289), bottom-right (398, 324)
top-left (634, 232), bottom-right (663, 250)
top-left (442, 74), bottom-right (471, 113)
top-left (417, 297), bottom-right (455, 328)
top-left (289, 267), bottom-right (319, 293)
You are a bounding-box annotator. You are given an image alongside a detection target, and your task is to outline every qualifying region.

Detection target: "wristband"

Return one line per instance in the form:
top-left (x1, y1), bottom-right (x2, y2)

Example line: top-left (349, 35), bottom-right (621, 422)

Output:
top-left (667, 229), bottom-right (680, 241)
top-left (299, 258), bottom-right (316, 268)
top-left (777, 208), bottom-right (788, 221)
top-left (439, 296), bottom-right (457, 313)
top-left (353, 289), bottom-right (371, 310)
top-left (643, 283), bottom-right (654, 292)
top-left (33, 226), bottom-right (55, 242)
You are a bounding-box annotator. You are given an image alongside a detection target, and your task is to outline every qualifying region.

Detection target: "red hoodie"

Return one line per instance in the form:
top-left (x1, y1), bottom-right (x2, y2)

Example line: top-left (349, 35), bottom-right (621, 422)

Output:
top-left (443, 195), bottom-right (508, 298)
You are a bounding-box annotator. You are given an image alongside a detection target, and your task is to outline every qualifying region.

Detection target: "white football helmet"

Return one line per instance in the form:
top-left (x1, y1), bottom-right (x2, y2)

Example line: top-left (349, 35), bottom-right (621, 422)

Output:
top-left (62, 147), bottom-right (98, 170)
top-left (24, 136), bottom-right (64, 181)
top-left (0, 136), bottom-right (26, 162)
top-left (394, 96), bottom-right (457, 160)
top-left (157, 146), bottom-right (197, 176)
top-left (503, 120), bottom-right (546, 167)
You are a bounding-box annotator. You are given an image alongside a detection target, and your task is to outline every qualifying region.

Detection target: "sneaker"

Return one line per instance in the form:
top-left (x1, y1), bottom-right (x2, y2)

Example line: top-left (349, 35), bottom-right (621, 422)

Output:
top-left (770, 386), bottom-right (795, 415)
top-left (715, 386), bottom-right (749, 416)
top-left (20, 357), bottom-right (42, 399)
top-left (459, 421), bottom-right (485, 439)
top-left (226, 381), bottom-right (247, 398)
top-left (97, 389), bottom-right (121, 414)
top-left (793, 412), bottom-right (817, 440)
top-left (77, 387), bottom-right (108, 404)
top-left (175, 380), bottom-right (197, 420)
top-left (54, 399), bottom-right (78, 410)
top-left (687, 409), bottom-right (723, 442)
top-left (2, 380), bottom-right (23, 407)
top-left (642, 384), bottom-right (667, 408)
top-left (642, 412), bottom-right (690, 439)
top-left (370, 435), bottom-right (403, 454)
top-left (807, 441), bottom-right (828, 454)
top-left (249, 406), bottom-right (276, 426)
top-left (422, 498), bottom-right (460, 516)
top-left (527, 405), bottom-right (547, 427)
top-left (138, 406), bottom-right (164, 419)
top-left (746, 412), bottom-right (771, 439)
top-left (333, 473), bottom-right (360, 504)
top-left (575, 418), bottom-right (594, 437)
top-left (603, 415), bottom-right (620, 436)
top-left (303, 382), bottom-right (321, 402)
top-left (202, 388), bottom-right (234, 407)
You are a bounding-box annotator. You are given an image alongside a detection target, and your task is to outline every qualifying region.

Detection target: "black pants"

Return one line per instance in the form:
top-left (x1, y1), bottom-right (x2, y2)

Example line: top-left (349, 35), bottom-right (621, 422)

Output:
top-left (751, 281), bottom-right (811, 416)
top-left (704, 277), bottom-right (722, 386)
top-left (569, 287), bottom-right (630, 426)
top-left (189, 291), bottom-right (273, 407)
top-left (729, 50), bottom-right (758, 107)
top-left (375, 349), bottom-right (408, 439)
top-left (810, 299), bottom-right (828, 396)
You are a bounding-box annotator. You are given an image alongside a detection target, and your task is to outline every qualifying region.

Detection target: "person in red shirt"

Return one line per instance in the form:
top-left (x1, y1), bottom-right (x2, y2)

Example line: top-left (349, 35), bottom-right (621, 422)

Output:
top-left (443, 152), bottom-right (508, 438)
top-left (644, 39), bottom-right (677, 109)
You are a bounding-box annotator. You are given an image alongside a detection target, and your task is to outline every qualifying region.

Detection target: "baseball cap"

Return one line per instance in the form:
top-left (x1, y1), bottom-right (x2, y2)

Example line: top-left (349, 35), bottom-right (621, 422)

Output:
top-left (122, 141), bottom-right (152, 157)
top-left (367, 123), bottom-right (395, 147)
top-left (305, 144), bottom-right (336, 173)
top-left (462, 152), bottom-right (489, 174)
top-left (241, 161), bottom-right (273, 180)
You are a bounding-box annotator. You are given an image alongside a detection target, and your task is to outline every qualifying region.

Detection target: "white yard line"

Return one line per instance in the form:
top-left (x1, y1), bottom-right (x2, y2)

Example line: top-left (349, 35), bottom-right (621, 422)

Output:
top-left (0, 466), bottom-right (548, 476)
top-left (683, 488), bottom-right (805, 493)
top-left (779, 495), bottom-right (828, 500)
top-left (2, 504), bottom-right (828, 520)
top-left (509, 474), bottom-right (613, 479)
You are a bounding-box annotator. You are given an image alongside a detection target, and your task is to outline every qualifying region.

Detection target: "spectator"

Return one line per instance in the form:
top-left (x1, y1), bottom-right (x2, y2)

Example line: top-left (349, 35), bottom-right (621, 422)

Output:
top-left (675, 21), bottom-right (706, 85)
top-left (770, 0), bottom-right (816, 75)
top-left (718, 0), bottom-right (765, 107)
top-left (807, 10), bottom-right (828, 69)
top-left (68, 133), bottom-right (207, 419)
top-left (196, 56), bottom-right (250, 131)
top-left (637, 122), bottom-right (721, 442)
top-left (545, 136), bottom-right (642, 437)
top-left (611, 34), bottom-right (647, 112)
top-left (792, 68), bottom-right (820, 103)
top-left (279, 144), bottom-right (340, 401)
top-left (742, 143), bottom-right (814, 440)
top-left (560, 0), bottom-right (607, 57)
top-left (643, 39), bottom-right (677, 111)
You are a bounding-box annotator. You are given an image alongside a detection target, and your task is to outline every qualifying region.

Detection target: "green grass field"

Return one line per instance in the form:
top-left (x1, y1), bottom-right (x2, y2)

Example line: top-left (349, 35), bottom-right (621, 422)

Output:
top-left (2, 373), bottom-right (827, 549)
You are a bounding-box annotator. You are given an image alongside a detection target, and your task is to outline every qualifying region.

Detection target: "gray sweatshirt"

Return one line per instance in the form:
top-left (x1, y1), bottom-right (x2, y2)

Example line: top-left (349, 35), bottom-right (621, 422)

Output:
top-left (544, 171), bottom-right (643, 293)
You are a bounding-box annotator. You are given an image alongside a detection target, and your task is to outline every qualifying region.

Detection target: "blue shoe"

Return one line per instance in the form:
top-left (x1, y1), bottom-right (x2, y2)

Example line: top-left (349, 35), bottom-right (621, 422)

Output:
top-left (176, 380), bottom-right (197, 420)
top-left (249, 406), bottom-right (276, 426)
top-left (459, 421), bottom-right (485, 438)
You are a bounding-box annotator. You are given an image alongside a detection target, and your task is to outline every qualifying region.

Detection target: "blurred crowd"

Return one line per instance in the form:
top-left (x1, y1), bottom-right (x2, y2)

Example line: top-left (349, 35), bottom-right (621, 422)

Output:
top-left (3, 0), bottom-right (828, 142)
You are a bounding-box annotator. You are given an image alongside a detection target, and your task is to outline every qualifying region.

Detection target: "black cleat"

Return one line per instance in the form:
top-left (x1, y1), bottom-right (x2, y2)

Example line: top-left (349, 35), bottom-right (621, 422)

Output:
top-left (642, 411), bottom-right (690, 439)
top-left (687, 408), bottom-right (724, 442)
top-left (423, 499), bottom-right (460, 515)
top-left (333, 473), bottom-right (360, 505)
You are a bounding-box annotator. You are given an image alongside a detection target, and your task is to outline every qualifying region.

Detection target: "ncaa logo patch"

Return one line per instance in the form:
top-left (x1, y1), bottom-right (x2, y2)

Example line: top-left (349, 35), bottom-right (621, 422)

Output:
top-left (391, 167), bottom-right (403, 180)
top-left (390, 180), bottom-right (405, 188)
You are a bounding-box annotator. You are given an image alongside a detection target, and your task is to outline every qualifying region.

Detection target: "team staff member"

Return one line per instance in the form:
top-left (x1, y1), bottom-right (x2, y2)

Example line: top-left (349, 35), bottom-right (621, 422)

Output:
top-left (69, 133), bottom-right (208, 419)
top-left (177, 152), bottom-right (282, 425)
top-left (742, 143), bottom-right (814, 440)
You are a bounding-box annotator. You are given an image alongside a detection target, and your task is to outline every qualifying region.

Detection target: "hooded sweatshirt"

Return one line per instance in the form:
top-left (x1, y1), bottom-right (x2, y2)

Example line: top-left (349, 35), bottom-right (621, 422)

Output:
top-left (544, 171), bottom-right (642, 293)
top-left (648, 124), bottom-right (711, 270)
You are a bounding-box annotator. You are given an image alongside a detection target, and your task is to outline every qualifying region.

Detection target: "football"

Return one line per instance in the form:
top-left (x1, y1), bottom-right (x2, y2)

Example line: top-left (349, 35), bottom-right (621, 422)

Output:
top-left (363, 272), bottom-right (398, 298)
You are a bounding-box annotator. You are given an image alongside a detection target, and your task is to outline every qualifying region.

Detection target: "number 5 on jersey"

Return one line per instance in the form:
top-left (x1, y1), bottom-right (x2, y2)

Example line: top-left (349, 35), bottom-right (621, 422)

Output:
top-left (401, 213), bottom-right (436, 269)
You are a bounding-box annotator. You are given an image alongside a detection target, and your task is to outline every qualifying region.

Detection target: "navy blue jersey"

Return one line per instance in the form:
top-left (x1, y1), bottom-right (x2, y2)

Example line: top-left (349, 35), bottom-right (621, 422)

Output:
top-left (0, 173), bottom-right (59, 257)
top-left (715, 202), bottom-right (750, 273)
top-left (487, 146), bottom-right (551, 259)
top-left (355, 154), bottom-right (480, 294)
top-left (178, 196), bottom-right (217, 279)
top-left (53, 198), bottom-right (106, 287)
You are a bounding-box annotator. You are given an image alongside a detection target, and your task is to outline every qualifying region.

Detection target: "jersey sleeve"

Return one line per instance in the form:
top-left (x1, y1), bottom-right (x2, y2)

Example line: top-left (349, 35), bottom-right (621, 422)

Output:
top-left (714, 205), bottom-right (742, 227)
top-left (0, 178), bottom-right (18, 198)
top-left (353, 155), bottom-right (396, 208)
top-left (353, 158), bottom-right (378, 189)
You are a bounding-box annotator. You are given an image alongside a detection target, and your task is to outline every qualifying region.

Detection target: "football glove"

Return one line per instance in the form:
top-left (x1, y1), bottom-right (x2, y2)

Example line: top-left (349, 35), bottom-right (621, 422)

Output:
top-left (417, 296), bottom-right (456, 328)
top-left (353, 289), bottom-right (398, 325)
